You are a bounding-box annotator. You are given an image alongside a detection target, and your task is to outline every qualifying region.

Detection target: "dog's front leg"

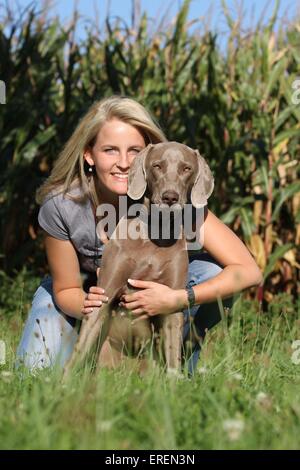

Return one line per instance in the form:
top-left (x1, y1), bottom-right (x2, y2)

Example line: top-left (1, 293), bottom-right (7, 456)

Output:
top-left (162, 245), bottom-right (188, 373)
top-left (63, 252), bottom-right (137, 378)
top-left (163, 312), bottom-right (184, 372)
top-left (62, 304), bottom-right (111, 379)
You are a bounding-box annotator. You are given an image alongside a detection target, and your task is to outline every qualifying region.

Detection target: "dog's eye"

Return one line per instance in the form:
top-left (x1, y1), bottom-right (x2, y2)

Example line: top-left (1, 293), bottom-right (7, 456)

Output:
top-left (152, 163), bottom-right (161, 170)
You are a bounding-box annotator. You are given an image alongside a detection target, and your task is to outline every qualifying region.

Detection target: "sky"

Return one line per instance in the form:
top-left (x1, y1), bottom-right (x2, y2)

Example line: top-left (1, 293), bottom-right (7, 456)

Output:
top-left (4, 0), bottom-right (300, 42)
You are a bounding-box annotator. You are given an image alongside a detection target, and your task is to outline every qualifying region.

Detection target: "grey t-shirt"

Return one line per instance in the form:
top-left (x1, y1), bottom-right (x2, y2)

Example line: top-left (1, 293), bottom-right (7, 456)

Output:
top-left (38, 186), bottom-right (104, 273)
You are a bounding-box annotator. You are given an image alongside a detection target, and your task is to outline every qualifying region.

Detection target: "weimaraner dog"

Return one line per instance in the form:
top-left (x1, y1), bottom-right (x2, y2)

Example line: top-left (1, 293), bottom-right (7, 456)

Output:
top-left (63, 142), bottom-right (214, 376)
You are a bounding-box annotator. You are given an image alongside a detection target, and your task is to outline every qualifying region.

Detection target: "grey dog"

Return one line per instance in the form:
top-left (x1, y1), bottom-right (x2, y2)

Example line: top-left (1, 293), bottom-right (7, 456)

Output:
top-left (63, 142), bottom-right (214, 376)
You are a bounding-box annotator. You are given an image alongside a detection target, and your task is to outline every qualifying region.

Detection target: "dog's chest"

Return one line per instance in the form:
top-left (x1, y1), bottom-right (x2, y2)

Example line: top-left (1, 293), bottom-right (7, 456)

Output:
top-left (103, 215), bottom-right (188, 287)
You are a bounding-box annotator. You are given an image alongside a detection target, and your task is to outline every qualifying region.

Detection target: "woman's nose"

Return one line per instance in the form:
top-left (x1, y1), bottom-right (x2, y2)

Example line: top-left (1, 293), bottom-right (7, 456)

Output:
top-left (117, 151), bottom-right (131, 168)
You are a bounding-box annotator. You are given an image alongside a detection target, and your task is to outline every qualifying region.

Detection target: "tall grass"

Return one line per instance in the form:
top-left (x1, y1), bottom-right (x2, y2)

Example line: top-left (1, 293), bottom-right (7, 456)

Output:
top-left (0, 283), bottom-right (299, 449)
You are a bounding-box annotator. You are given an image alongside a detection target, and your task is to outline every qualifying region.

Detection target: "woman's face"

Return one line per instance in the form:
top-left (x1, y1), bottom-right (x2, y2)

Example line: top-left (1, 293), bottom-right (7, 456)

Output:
top-left (84, 118), bottom-right (146, 203)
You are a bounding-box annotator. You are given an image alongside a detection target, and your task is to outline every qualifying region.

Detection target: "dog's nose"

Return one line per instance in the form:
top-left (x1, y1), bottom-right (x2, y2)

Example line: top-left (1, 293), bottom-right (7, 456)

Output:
top-left (162, 190), bottom-right (179, 206)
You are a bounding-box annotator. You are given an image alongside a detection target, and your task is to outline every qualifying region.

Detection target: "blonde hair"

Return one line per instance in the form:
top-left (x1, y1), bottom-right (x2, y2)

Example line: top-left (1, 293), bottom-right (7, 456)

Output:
top-left (36, 95), bottom-right (167, 207)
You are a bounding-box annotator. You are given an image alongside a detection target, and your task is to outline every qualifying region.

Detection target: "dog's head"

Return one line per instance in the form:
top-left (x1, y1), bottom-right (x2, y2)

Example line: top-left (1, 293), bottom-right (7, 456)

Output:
top-left (127, 142), bottom-right (214, 209)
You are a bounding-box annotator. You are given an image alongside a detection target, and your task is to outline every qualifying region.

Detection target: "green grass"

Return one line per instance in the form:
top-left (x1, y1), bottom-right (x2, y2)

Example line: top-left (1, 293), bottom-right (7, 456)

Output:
top-left (0, 270), bottom-right (299, 450)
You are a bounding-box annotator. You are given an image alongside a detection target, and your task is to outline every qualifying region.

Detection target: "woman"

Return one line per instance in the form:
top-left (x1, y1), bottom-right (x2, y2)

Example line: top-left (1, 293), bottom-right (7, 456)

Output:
top-left (16, 95), bottom-right (262, 374)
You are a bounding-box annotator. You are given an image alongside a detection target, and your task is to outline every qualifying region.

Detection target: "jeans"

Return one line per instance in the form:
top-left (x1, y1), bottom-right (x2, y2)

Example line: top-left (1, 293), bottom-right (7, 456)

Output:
top-left (16, 253), bottom-right (233, 374)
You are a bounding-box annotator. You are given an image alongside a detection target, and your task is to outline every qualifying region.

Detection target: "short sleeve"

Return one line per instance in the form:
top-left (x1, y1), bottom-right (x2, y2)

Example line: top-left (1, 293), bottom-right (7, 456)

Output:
top-left (38, 195), bottom-right (69, 240)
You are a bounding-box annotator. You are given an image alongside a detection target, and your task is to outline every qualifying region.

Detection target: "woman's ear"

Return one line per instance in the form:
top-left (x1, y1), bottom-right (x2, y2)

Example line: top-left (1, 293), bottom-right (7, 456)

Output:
top-left (83, 148), bottom-right (94, 167)
top-left (191, 150), bottom-right (214, 208)
top-left (127, 144), bottom-right (154, 200)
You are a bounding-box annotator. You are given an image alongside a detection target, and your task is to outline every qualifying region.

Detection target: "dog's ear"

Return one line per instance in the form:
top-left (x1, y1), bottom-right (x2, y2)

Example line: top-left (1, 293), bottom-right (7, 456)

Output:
top-left (191, 150), bottom-right (214, 208)
top-left (127, 144), bottom-right (154, 200)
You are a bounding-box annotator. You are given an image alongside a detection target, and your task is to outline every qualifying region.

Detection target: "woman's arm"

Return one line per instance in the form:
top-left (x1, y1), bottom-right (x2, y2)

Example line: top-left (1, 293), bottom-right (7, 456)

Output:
top-left (188, 209), bottom-right (263, 305)
top-left (44, 233), bottom-right (106, 319)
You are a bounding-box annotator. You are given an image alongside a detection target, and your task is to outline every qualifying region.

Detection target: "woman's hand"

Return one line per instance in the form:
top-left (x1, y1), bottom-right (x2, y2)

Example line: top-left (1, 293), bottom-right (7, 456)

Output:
top-left (82, 286), bottom-right (109, 315)
top-left (119, 279), bottom-right (188, 323)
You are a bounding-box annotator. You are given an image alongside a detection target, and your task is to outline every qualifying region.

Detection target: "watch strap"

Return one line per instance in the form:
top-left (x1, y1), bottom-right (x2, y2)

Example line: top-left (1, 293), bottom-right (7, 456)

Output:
top-left (185, 286), bottom-right (196, 308)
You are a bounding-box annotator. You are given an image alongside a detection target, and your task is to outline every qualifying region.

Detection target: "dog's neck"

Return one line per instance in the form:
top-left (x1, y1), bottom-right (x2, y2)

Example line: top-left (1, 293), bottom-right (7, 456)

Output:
top-left (136, 195), bottom-right (184, 247)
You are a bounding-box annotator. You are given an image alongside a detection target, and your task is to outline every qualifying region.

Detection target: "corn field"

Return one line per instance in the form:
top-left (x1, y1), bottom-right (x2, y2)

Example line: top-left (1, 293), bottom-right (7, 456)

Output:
top-left (0, 0), bottom-right (299, 307)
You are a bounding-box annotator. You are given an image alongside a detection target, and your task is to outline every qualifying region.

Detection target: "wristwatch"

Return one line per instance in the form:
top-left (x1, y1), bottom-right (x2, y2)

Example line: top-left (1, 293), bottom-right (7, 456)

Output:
top-left (185, 286), bottom-right (196, 309)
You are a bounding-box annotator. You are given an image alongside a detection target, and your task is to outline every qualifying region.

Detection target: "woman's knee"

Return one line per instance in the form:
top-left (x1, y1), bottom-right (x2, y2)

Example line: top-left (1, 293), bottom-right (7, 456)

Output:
top-left (16, 279), bottom-right (78, 370)
top-left (185, 252), bottom-right (234, 337)
top-left (187, 252), bottom-right (223, 287)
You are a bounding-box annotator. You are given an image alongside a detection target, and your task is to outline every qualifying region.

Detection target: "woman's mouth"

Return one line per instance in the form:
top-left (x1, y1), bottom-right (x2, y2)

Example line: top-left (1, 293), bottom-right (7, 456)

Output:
top-left (112, 173), bottom-right (128, 182)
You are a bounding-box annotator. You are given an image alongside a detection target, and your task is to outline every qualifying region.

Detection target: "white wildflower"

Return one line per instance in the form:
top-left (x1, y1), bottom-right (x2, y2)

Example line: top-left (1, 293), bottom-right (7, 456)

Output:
top-left (232, 373), bottom-right (243, 381)
top-left (167, 368), bottom-right (184, 380)
top-left (256, 391), bottom-right (272, 410)
top-left (97, 420), bottom-right (113, 432)
top-left (223, 418), bottom-right (245, 441)
top-left (256, 391), bottom-right (268, 403)
top-left (1, 370), bottom-right (13, 378)
top-left (1, 370), bottom-right (13, 382)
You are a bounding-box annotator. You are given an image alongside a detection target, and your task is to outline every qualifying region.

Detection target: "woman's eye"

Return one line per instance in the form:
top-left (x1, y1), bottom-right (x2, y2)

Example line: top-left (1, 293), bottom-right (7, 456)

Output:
top-left (184, 167), bottom-right (191, 172)
top-left (129, 148), bottom-right (141, 155)
top-left (105, 148), bottom-right (118, 154)
top-left (152, 164), bottom-right (161, 170)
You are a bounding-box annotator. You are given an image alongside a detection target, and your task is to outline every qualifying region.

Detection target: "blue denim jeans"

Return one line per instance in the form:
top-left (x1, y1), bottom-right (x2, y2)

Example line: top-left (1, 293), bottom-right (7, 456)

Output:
top-left (16, 252), bottom-right (233, 374)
